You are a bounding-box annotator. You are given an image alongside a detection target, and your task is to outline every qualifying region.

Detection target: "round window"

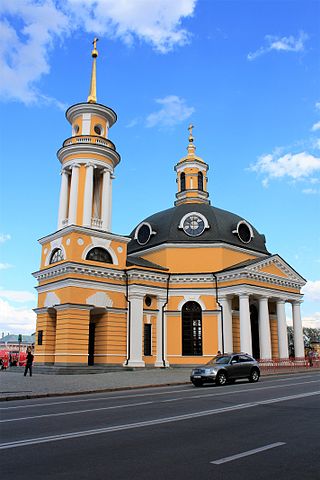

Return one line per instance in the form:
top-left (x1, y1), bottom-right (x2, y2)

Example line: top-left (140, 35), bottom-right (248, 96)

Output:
top-left (94, 124), bottom-right (103, 135)
top-left (233, 221), bottom-right (253, 244)
top-left (145, 296), bottom-right (152, 307)
top-left (136, 223), bottom-right (152, 245)
top-left (182, 214), bottom-right (205, 237)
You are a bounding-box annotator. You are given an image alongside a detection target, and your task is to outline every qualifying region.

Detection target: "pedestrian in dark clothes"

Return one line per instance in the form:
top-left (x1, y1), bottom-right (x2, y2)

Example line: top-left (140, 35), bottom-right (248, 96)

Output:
top-left (24, 347), bottom-right (34, 377)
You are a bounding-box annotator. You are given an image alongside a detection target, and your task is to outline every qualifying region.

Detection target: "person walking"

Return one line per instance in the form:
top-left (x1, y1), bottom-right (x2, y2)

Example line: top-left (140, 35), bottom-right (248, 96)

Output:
top-left (24, 347), bottom-right (34, 377)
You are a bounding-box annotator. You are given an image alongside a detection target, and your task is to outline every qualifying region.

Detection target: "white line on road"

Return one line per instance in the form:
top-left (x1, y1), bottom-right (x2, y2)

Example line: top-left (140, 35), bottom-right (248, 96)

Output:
top-left (0, 401), bottom-right (153, 423)
top-left (0, 390), bottom-right (319, 450)
top-left (210, 442), bottom-right (286, 464)
top-left (1, 377), bottom-right (319, 412)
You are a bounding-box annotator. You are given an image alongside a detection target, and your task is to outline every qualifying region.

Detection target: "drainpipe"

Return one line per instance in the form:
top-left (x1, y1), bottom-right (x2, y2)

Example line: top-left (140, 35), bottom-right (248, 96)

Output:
top-left (124, 269), bottom-right (131, 366)
top-left (161, 273), bottom-right (171, 367)
top-left (212, 272), bottom-right (225, 354)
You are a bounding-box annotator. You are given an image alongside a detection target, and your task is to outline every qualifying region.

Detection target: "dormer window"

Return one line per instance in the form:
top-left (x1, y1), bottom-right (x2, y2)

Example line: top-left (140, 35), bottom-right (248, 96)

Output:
top-left (50, 248), bottom-right (64, 264)
top-left (86, 247), bottom-right (112, 263)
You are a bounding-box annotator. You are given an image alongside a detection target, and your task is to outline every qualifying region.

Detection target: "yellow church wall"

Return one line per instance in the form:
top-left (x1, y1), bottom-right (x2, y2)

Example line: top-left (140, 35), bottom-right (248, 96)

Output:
top-left (90, 114), bottom-right (108, 136)
top-left (142, 246), bottom-right (257, 273)
top-left (93, 311), bottom-right (127, 364)
top-left (55, 307), bottom-right (90, 364)
top-left (37, 287), bottom-right (127, 310)
top-left (34, 311), bottom-right (56, 364)
top-left (270, 319), bottom-right (279, 358)
top-left (72, 115), bottom-right (82, 134)
top-left (259, 264), bottom-right (288, 277)
top-left (232, 315), bottom-right (240, 352)
top-left (143, 314), bottom-right (157, 365)
top-left (39, 231), bottom-right (128, 270)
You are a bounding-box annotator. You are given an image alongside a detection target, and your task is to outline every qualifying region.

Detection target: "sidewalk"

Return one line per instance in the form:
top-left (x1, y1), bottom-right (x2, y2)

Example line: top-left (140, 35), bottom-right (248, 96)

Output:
top-left (1, 366), bottom-right (319, 401)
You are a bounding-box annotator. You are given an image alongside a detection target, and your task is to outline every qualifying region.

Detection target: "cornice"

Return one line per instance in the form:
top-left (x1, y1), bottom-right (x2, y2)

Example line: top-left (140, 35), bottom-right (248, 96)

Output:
top-left (38, 225), bottom-right (130, 245)
top-left (57, 142), bottom-right (120, 166)
top-left (66, 102), bottom-right (117, 127)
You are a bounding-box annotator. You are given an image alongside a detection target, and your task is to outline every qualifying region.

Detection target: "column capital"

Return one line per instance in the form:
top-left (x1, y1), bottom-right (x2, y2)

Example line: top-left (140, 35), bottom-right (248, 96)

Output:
top-left (60, 168), bottom-right (70, 176)
top-left (85, 162), bottom-right (95, 168)
top-left (71, 162), bottom-right (81, 169)
top-left (291, 299), bottom-right (303, 306)
top-left (239, 292), bottom-right (250, 300)
top-left (276, 299), bottom-right (286, 305)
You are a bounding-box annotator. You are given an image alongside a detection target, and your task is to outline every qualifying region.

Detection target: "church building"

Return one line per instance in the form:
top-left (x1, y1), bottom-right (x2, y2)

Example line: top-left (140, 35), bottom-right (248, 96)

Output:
top-left (33, 42), bottom-right (306, 368)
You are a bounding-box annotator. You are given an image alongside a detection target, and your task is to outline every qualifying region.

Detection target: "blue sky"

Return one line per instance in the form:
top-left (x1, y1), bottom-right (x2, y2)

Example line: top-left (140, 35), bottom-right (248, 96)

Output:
top-left (0, 0), bottom-right (319, 335)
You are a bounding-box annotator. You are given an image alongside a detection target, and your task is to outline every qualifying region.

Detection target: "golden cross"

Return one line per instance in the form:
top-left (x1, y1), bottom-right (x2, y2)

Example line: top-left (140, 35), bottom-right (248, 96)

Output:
top-left (188, 124), bottom-right (194, 137)
top-left (93, 37), bottom-right (99, 50)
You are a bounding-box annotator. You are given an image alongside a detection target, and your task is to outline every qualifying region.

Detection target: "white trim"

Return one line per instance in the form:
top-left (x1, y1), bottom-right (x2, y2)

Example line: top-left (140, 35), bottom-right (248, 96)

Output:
top-left (82, 237), bottom-right (119, 265)
top-left (38, 225), bottom-right (130, 245)
top-left (178, 211), bottom-right (210, 232)
top-left (177, 296), bottom-right (206, 311)
top-left (232, 220), bottom-right (254, 244)
top-left (82, 113), bottom-right (91, 135)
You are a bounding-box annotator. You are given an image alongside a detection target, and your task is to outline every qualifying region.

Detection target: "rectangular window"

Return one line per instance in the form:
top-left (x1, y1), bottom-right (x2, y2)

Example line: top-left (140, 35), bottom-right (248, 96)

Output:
top-left (144, 324), bottom-right (152, 356)
top-left (37, 330), bottom-right (43, 345)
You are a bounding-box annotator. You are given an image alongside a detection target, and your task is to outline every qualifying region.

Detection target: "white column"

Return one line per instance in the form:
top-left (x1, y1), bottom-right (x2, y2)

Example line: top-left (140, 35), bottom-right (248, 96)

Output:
top-left (68, 163), bottom-right (80, 225)
top-left (292, 301), bottom-right (305, 359)
top-left (82, 163), bottom-right (94, 227)
top-left (108, 174), bottom-right (113, 231)
top-left (220, 296), bottom-right (233, 353)
top-left (277, 300), bottom-right (289, 359)
top-left (155, 297), bottom-right (169, 367)
top-left (258, 297), bottom-right (272, 360)
top-left (239, 293), bottom-right (252, 355)
top-left (57, 169), bottom-right (69, 229)
top-left (101, 169), bottom-right (111, 231)
top-left (126, 292), bottom-right (145, 367)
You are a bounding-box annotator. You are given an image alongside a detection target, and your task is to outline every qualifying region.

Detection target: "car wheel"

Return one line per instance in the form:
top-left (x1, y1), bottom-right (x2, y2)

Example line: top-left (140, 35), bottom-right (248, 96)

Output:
top-left (249, 368), bottom-right (260, 383)
top-left (192, 380), bottom-right (203, 387)
top-left (215, 371), bottom-right (227, 386)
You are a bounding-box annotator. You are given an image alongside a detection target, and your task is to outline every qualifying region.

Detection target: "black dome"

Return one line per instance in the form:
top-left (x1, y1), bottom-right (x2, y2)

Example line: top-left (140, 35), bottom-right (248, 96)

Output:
top-left (128, 203), bottom-right (269, 255)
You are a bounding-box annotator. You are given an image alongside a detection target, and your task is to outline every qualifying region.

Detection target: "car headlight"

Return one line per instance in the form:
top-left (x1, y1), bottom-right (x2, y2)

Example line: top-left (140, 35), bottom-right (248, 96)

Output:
top-left (207, 368), bottom-right (217, 374)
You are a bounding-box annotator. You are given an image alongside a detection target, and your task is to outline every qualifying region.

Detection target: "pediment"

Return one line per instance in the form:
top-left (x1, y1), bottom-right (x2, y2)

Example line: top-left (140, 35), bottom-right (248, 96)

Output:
top-left (247, 255), bottom-right (306, 284)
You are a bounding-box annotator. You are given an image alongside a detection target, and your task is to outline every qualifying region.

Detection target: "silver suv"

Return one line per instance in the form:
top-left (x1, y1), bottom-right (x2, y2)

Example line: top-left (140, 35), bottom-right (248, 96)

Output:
top-left (190, 353), bottom-right (260, 387)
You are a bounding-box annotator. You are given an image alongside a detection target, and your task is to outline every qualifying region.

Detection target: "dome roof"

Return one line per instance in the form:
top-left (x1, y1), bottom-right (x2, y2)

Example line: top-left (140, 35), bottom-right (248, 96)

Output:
top-left (128, 203), bottom-right (269, 255)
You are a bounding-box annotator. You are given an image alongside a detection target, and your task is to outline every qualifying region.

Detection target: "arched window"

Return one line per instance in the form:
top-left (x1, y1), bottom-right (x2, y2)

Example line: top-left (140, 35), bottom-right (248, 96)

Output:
top-left (180, 172), bottom-right (186, 191)
top-left (86, 247), bottom-right (113, 264)
top-left (198, 172), bottom-right (203, 191)
top-left (182, 301), bottom-right (202, 356)
top-left (49, 248), bottom-right (64, 264)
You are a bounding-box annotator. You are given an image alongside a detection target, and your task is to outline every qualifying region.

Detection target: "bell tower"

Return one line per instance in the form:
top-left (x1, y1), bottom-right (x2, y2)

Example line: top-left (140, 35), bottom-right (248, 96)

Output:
top-left (174, 125), bottom-right (210, 206)
top-left (57, 38), bottom-right (120, 232)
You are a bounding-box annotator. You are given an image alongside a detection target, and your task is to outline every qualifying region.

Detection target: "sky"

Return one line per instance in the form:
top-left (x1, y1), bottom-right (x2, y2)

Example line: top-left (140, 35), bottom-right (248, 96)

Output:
top-left (0, 0), bottom-right (319, 336)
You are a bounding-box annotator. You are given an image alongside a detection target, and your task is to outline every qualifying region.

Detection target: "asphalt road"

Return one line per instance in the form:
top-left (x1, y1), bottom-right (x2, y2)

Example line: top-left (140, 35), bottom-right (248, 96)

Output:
top-left (1, 372), bottom-right (319, 480)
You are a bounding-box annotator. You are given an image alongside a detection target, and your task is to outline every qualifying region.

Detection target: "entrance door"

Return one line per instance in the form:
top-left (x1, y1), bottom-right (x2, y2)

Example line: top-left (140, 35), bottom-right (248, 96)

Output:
top-left (182, 301), bottom-right (203, 356)
top-left (88, 322), bottom-right (95, 366)
top-left (250, 305), bottom-right (260, 360)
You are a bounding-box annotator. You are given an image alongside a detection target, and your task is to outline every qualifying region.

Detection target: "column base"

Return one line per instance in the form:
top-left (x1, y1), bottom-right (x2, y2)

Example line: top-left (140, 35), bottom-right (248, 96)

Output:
top-left (124, 360), bottom-right (145, 368)
top-left (154, 360), bottom-right (170, 368)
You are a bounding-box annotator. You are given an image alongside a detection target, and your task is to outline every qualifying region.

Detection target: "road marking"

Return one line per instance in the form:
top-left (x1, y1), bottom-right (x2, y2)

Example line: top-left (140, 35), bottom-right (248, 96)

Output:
top-left (1, 377), bottom-right (319, 412)
top-left (0, 390), bottom-right (319, 450)
top-left (0, 401), bottom-right (153, 423)
top-left (210, 442), bottom-right (286, 464)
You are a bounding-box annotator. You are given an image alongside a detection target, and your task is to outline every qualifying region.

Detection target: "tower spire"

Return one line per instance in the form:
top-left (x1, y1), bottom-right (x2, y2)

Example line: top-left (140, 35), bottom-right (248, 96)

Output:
top-left (87, 38), bottom-right (99, 103)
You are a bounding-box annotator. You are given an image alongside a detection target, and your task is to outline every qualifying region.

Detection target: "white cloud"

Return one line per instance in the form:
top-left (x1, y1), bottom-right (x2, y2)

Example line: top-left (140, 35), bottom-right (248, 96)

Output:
top-left (302, 312), bottom-right (320, 329)
top-left (248, 31), bottom-right (308, 61)
top-left (311, 121), bottom-right (320, 132)
top-left (0, 233), bottom-right (11, 244)
top-left (302, 188), bottom-right (319, 195)
top-left (0, 0), bottom-right (197, 105)
top-left (315, 102), bottom-right (320, 111)
top-left (250, 151), bottom-right (320, 185)
top-left (146, 95), bottom-right (194, 128)
top-left (0, 289), bottom-right (36, 303)
top-left (66, 0), bottom-right (196, 53)
top-left (302, 280), bottom-right (320, 302)
top-left (0, 263), bottom-right (12, 270)
top-left (0, 298), bottom-right (36, 335)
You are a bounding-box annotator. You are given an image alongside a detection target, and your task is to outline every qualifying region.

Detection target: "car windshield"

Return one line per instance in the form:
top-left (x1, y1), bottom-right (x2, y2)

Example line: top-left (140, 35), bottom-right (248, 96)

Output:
top-left (206, 355), bottom-right (231, 365)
